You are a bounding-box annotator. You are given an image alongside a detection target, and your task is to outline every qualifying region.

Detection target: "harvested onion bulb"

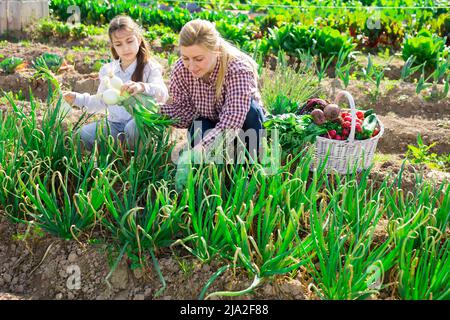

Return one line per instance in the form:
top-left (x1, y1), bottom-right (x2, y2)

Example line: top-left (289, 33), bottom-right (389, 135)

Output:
top-left (109, 75), bottom-right (123, 91)
top-left (106, 66), bottom-right (123, 90)
top-left (98, 66), bottom-right (126, 105)
top-left (102, 88), bottom-right (121, 105)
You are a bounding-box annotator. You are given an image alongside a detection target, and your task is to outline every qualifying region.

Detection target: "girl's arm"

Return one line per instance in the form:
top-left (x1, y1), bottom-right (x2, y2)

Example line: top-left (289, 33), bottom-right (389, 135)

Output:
top-left (159, 62), bottom-right (196, 128)
top-left (72, 66), bottom-right (109, 113)
top-left (140, 66), bottom-right (169, 104)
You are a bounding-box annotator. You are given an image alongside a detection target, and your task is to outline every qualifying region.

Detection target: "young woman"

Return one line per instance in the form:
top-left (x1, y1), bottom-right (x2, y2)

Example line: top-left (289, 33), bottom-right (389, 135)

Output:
top-left (63, 15), bottom-right (168, 150)
top-left (160, 19), bottom-right (266, 162)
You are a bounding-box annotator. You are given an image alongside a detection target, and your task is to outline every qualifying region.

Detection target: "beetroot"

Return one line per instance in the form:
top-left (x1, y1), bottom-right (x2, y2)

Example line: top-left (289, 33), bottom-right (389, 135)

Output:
top-left (311, 109), bottom-right (326, 125)
top-left (298, 98), bottom-right (329, 115)
top-left (323, 103), bottom-right (341, 120)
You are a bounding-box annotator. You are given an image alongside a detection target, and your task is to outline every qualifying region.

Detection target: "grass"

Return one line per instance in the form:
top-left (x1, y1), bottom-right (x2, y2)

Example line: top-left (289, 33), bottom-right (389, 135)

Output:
top-left (261, 59), bottom-right (319, 114)
top-left (373, 152), bottom-right (398, 163)
top-left (173, 254), bottom-right (196, 280)
top-left (18, 40), bottom-right (32, 48)
top-left (72, 46), bottom-right (93, 53)
top-left (406, 134), bottom-right (450, 171)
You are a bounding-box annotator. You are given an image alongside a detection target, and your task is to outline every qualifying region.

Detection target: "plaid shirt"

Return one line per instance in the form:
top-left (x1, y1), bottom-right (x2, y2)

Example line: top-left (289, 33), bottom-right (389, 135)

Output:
top-left (160, 57), bottom-right (264, 147)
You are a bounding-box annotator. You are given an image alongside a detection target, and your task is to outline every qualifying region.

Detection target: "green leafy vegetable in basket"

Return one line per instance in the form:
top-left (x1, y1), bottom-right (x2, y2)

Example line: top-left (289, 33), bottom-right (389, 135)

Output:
top-left (355, 114), bottom-right (379, 140)
top-left (263, 113), bottom-right (339, 151)
top-left (0, 57), bottom-right (26, 74)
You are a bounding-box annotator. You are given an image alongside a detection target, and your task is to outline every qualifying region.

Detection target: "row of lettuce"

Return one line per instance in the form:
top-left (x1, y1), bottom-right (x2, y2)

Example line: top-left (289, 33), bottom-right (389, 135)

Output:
top-left (38, 6), bottom-right (449, 72)
top-left (49, 0), bottom-right (449, 46)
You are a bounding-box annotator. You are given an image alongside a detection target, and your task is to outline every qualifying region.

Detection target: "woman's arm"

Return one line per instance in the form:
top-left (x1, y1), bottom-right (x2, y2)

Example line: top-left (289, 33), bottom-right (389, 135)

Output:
top-left (201, 69), bottom-right (255, 148)
top-left (159, 61), bottom-right (196, 128)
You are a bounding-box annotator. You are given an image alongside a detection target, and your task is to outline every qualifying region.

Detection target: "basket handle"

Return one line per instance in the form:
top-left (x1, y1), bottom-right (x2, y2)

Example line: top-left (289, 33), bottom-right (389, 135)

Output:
top-left (334, 90), bottom-right (357, 143)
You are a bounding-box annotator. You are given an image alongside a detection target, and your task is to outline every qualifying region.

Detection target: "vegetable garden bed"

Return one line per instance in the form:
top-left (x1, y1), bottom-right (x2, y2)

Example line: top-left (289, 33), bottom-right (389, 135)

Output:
top-left (0, 1), bottom-right (449, 301)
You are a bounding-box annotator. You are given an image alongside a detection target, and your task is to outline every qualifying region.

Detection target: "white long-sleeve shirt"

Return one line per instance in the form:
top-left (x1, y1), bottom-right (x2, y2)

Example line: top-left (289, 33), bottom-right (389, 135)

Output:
top-left (73, 58), bottom-right (169, 123)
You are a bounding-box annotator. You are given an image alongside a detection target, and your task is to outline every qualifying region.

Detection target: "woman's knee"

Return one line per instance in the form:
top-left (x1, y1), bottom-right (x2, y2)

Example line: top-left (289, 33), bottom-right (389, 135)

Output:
top-left (243, 100), bottom-right (265, 130)
top-left (188, 117), bottom-right (216, 147)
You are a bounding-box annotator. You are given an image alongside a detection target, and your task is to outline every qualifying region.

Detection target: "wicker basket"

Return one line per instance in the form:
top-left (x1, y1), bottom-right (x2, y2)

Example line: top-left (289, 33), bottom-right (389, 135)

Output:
top-left (311, 90), bottom-right (384, 174)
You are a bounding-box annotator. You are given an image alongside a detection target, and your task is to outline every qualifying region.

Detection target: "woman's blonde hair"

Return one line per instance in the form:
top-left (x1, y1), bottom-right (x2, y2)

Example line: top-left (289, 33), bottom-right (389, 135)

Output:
top-left (108, 15), bottom-right (159, 82)
top-left (179, 19), bottom-right (258, 100)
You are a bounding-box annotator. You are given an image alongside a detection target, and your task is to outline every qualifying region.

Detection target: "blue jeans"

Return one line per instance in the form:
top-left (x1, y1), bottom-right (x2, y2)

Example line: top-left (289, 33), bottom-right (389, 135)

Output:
top-left (188, 99), bottom-right (267, 161)
top-left (78, 119), bottom-right (137, 151)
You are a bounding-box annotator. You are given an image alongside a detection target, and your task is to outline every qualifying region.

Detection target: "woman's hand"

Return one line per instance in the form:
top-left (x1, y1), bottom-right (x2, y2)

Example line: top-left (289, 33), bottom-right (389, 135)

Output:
top-left (193, 143), bottom-right (206, 156)
top-left (121, 81), bottom-right (145, 96)
top-left (62, 91), bottom-right (76, 105)
top-left (174, 145), bottom-right (205, 191)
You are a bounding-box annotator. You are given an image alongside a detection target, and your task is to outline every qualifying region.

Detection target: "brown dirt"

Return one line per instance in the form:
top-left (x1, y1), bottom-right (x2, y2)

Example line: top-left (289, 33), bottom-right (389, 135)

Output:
top-left (0, 40), bottom-right (110, 74)
top-left (0, 42), bottom-right (171, 102)
top-left (369, 154), bottom-right (450, 194)
top-left (322, 78), bottom-right (450, 119)
top-left (0, 214), bottom-right (313, 300)
top-left (377, 116), bottom-right (450, 154)
top-left (0, 70), bottom-right (101, 102)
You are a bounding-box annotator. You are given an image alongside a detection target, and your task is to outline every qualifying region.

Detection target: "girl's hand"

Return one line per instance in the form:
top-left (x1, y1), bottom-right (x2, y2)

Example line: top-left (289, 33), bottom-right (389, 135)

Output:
top-left (121, 81), bottom-right (145, 96)
top-left (63, 91), bottom-right (76, 105)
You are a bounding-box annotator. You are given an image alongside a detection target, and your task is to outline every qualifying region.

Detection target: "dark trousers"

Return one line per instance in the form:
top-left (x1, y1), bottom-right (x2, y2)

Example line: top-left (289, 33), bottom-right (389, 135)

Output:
top-left (188, 99), bottom-right (266, 162)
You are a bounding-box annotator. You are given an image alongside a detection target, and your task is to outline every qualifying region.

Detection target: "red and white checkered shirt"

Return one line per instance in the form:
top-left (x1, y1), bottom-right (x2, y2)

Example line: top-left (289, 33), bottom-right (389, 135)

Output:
top-left (160, 57), bottom-right (264, 147)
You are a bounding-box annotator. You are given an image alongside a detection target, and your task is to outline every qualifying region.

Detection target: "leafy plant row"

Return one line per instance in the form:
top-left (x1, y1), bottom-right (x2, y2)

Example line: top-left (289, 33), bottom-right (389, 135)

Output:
top-left (48, 0), bottom-right (450, 49)
top-left (0, 67), bottom-right (448, 299)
